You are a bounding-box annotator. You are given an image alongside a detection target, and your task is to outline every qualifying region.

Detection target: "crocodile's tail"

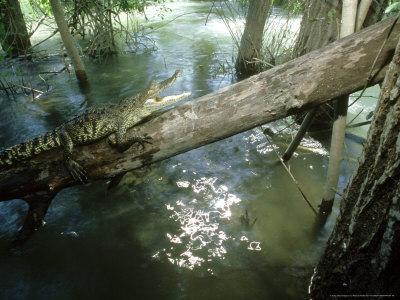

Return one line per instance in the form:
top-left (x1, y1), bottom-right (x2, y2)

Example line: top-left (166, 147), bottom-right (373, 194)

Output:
top-left (0, 130), bottom-right (60, 167)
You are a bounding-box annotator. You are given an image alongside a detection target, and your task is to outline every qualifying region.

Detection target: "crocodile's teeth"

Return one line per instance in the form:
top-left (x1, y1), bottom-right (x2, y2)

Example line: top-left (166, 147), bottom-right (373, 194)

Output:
top-left (145, 92), bottom-right (191, 106)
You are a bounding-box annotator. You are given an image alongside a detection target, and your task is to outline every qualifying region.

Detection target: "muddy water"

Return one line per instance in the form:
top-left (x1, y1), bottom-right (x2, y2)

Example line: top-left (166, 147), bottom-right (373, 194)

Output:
top-left (0, 1), bottom-right (375, 299)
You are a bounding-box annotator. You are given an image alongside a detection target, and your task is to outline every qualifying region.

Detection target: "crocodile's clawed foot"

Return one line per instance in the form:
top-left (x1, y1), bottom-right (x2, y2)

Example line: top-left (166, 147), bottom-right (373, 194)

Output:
top-left (65, 159), bottom-right (87, 183)
top-left (134, 134), bottom-right (153, 150)
top-left (108, 133), bottom-right (153, 152)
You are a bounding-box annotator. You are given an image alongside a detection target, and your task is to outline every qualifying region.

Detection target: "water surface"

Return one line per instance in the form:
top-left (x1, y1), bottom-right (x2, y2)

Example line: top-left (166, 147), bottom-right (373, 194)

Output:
top-left (0, 1), bottom-right (375, 299)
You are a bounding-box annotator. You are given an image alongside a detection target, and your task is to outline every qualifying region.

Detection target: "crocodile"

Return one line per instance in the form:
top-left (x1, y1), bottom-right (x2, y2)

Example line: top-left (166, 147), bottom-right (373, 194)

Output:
top-left (0, 70), bottom-right (190, 183)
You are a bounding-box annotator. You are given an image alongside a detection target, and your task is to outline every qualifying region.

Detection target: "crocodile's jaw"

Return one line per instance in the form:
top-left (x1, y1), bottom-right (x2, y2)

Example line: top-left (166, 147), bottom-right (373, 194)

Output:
top-left (144, 91), bottom-right (191, 113)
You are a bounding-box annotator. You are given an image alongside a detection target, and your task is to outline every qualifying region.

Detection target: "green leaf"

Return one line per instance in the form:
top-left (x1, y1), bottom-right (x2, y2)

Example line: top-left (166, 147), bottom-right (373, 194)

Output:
top-left (327, 9), bottom-right (336, 18)
top-left (366, 111), bottom-right (374, 120)
top-left (385, 2), bottom-right (400, 13)
top-left (308, 17), bottom-right (325, 23)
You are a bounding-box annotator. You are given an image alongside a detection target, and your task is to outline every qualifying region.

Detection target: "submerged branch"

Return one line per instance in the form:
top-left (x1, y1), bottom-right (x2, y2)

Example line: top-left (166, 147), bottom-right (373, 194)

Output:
top-left (263, 133), bottom-right (317, 215)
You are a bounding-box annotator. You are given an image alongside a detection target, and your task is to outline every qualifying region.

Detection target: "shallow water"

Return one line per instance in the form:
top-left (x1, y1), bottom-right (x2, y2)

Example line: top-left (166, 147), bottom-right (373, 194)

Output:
top-left (0, 1), bottom-right (376, 299)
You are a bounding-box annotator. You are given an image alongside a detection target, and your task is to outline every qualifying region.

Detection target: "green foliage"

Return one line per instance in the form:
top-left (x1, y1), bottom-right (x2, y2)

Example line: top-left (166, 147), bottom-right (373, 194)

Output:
top-left (385, 1), bottom-right (400, 15)
top-left (0, 22), bottom-right (4, 37)
top-left (289, 1), bottom-right (302, 14)
top-left (118, 0), bottom-right (147, 12)
top-left (0, 21), bottom-right (12, 60)
top-left (28, 0), bottom-right (53, 16)
top-left (27, 0), bottom-right (167, 18)
top-left (16, 0), bottom-right (168, 60)
top-left (280, 0), bottom-right (305, 15)
top-left (0, 0), bottom-right (5, 49)
top-left (327, 8), bottom-right (336, 19)
top-left (114, 0), bottom-right (166, 13)
top-left (308, 17), bottom-right (324, 23)
top-left (308, 8), bottom-right (336, 23)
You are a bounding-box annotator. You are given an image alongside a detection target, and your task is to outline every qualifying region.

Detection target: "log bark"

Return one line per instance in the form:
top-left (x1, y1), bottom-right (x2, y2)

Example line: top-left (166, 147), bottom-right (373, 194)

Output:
top-left (1, 17), bottom-right (399, 241)
top-left (309, 26), bottom-right (400, 298)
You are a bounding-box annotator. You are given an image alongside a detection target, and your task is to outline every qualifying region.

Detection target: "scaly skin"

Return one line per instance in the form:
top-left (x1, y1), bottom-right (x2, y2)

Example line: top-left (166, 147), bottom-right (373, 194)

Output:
top-left (0, 70), bottom-right (190, 183)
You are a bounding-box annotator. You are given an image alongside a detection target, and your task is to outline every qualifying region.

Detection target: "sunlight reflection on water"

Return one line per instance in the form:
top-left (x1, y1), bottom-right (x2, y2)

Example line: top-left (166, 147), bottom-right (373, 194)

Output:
top-left (152, 176), bottom-right (262, 272)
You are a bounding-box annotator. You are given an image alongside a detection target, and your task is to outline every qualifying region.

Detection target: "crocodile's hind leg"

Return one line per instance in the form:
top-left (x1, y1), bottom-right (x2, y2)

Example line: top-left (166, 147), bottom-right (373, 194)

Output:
top-left (59, 128), bottom-right (87, 183)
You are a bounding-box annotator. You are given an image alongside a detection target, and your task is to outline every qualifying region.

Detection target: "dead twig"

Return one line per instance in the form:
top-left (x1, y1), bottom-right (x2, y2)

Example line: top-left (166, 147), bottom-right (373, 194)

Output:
top-left (347, 108), bottom-right (364, 125)
top-left (31, 29), bottom-right (59, 49)
top-left (39, 66), bottom-right (67, 75)
top-left (38, 74), bottom-right (50, 94)
top-left (262, 129), bottom-right (318, 215)
top-left (28, 14), bottom-right (47, 39)
top-left (7, 81), bottom-right (44, 95)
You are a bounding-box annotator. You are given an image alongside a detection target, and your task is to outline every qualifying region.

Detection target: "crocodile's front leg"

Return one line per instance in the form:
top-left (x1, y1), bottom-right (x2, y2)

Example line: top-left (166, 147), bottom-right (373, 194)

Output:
top-left (59, 128), bottom-right (87, 183)
top-left (108, 121), bottom-right (152, 153)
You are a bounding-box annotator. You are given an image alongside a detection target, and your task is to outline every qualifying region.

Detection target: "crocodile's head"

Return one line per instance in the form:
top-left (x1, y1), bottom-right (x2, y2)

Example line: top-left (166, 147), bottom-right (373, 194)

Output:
top-left (131, 70), bottom-right (191, 121)
top-left (143, 70), bottom-right (183, 100)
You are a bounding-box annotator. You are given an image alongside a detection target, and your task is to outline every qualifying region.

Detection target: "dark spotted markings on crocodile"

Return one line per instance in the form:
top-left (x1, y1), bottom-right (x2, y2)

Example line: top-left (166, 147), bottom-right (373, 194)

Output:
top-left (0, 70), bottom-right (190, 183)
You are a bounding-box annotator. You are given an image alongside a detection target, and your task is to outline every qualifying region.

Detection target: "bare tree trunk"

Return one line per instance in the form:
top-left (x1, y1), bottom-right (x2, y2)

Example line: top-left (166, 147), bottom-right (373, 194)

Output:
top-left (49, 0), bottom-right (88, 83)
top-left (0, 0), bottom-right (31, 57)
top-left (355, 0), bottom-right (373, 31)
top-left (294, 0), bottom-right (341, 58)
top-left (235, 0), bottom-right (271, 77)
top-left (309, 30), bottom-right (400, 298)
top-left (341, 0), bottom-right (358, 36)
top-left (1, 17), bottom-right (399, 243)
top-left (316, 0), bottom-right (358, 228)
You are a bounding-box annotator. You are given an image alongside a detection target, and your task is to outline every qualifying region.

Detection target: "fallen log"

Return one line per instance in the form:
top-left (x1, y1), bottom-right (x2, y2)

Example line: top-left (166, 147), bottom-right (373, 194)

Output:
top-left (1, 17), bottom-right (399, 242)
